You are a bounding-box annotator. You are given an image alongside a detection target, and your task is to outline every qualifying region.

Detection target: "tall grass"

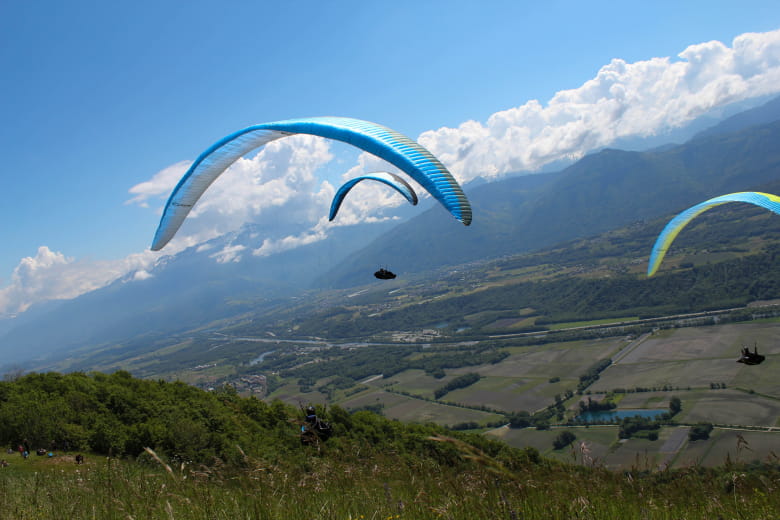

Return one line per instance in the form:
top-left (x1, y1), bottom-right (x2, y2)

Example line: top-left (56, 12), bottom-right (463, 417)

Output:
top-left (0, 448), bottom-right (777, 519)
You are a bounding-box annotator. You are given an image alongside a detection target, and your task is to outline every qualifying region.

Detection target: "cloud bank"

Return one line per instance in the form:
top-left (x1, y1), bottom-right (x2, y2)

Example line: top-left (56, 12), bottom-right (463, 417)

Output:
top-left (0, 246), bottom-right (155, 316)
top-left (3, 29), bottom-right (780, 315)
top-left (420, 30), bottom-right (780, 182)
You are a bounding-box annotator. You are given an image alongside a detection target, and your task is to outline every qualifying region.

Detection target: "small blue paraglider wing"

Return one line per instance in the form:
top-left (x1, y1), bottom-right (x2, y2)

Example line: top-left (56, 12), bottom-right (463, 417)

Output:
top-left (647, 191), bottom-right (780, 276)
top-left (329, 172), bottom-right (418, 221)
top-left (151, 117), bottom-right (471, 251)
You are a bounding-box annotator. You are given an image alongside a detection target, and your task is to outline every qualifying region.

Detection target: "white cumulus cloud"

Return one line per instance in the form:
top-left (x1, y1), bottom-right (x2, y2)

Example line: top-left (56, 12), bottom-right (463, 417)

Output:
top-left (419, 29), bottom-right (780, 184)
top-left (0, 246), bottom-right (156, 315)
top-left (126, 160), bottom-right (191, 208)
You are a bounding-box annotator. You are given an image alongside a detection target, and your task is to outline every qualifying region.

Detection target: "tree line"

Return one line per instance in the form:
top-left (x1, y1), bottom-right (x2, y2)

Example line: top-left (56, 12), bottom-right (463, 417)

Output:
top-left (0, 370), bottom-right (545, 471)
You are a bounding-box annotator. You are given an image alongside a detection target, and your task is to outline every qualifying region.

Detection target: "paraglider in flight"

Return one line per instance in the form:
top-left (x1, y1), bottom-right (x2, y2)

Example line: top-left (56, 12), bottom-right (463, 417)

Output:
top-left (329, 172), bottom-right (418, 222)
top-left (737, 343), bottom-right (765, 365)
top-left (647, 192), bottom-right (780, 277)
top-left (151, 117), bottom-right (471, 251)
top-left (374, 268), bottom-right (397, 280)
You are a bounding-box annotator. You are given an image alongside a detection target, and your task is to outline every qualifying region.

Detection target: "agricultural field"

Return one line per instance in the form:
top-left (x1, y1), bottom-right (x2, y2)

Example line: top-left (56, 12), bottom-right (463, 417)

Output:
top-left (618, 323), bottom-right (779, 364)
top-left (674, 428), bottom-right (780, 467)
top-left (674, 389), bottom-right (780, 427)
top-left (480, 322), bottom-right (780, 469)
top-left (615, 391), bottom-right (673, 409)
top-left (376, 368), bottom-right (451, 398)
top-left (227, 319), bottom-right (780, 468)
top-left (476, 338), bottom-right (625, 380)
top-left (489, 424), bottom-right (780, 470)
top-left (335, 386), bottom-right (504, 426)
top-left (269, 382), bottom-right (329, 406)
top-left (444, 375), bottom-right (551, 413)
top-left (266, 321), bottom-right (779, 428)
top-left (591, 359), bottom-right (744, 392)
top-left (488, 424), bottom-right (619, 464)
top-left (591, 322), bottom-right (780, 393)
top-left (356, 337), bottom-right (627, 418)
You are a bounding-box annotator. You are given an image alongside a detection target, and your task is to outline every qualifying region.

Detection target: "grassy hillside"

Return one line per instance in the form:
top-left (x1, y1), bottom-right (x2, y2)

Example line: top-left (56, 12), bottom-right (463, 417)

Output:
top-left (0, 371), bottom-right (779, 519)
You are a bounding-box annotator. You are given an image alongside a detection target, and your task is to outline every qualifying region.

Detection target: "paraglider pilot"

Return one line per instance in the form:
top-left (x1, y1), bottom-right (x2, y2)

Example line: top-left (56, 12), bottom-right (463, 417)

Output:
top-left (305, 405), bottom-right (318, 426)
top-left (374, 268), bottom-right (396, 280)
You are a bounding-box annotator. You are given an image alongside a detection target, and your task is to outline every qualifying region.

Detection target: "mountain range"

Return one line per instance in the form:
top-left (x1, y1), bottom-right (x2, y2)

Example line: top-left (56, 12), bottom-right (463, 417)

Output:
top-left (3, 96), bottom-right (780, 370)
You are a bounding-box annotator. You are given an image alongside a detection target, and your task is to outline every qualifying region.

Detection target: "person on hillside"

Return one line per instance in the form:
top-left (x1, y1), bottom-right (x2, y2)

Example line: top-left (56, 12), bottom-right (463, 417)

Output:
top-left (305, 406), bottom-right (318, 426)
top-left (302, 405), bottom-right (332, 441)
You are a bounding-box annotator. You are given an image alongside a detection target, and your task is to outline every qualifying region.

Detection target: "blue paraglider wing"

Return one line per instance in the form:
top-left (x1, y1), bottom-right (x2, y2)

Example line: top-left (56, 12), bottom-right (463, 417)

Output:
top-left (151, 117), bottom-right (471, 250)
top-left (647, 191), bottom-right (780, 276)
top-left (329, 172), bottom-right (418, 221)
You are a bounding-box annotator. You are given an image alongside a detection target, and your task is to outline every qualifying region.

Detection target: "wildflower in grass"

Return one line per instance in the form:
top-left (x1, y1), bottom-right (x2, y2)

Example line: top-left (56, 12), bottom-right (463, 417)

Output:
top-left (579, 440), bottom-right (594, 467)
top-left (572, 495), bottom-right (590, 515)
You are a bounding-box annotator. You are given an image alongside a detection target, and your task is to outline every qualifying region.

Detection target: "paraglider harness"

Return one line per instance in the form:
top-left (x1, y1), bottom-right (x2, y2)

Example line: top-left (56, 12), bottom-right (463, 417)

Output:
top-left (299, 405), bottom-right (333, 445)
top-left (374, 267), bottom-right (396, 280)
top-left (737, 343), bottom-right (765, 365)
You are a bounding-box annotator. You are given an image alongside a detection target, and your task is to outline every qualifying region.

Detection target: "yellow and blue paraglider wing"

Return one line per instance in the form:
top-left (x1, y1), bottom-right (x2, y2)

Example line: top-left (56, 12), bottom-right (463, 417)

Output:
top-left (647, 192), bottom-right (780, 276)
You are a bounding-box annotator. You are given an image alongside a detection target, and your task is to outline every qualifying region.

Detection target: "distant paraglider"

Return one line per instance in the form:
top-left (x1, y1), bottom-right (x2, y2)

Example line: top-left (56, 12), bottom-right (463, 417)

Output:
top-left (151, 117), bottom-right (471, 251)
top-left (374, 268), bottom-right (396, 280)
top-left (737, 344), bottom-right (765, 365)
top-left (329, 172), bottom-right (418, 221)
top-left (647, 192), bottom-right (780, 277)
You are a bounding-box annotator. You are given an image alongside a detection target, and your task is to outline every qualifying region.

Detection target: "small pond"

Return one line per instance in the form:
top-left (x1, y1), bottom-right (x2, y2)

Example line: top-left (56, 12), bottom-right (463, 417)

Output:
top-left (577, 409), bottom-right (667, 423)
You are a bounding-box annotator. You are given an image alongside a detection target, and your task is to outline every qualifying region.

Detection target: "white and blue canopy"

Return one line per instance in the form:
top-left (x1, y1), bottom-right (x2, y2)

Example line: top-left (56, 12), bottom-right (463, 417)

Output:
top-left (329, 172), bottom-right (418, 221)
top-left (152, 117), bottom-right (471, 251)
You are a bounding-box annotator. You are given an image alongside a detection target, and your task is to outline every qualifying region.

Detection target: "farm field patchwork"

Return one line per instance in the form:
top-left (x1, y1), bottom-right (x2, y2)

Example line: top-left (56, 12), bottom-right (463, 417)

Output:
top-left (730, 358), bottom-right (780, 394)
top-left (614, 391), bottom-right (673, 409)
top-left (618, 323), bottom-right (780, 364)
top-left (444, 376), bottom-right (551, 413)
top-left (480, 338), bottom-right (626, 379)
top-left (336, 386), bottom-right (503, 426)
top-left (252, 321), bottom-right (780, 468)
top-left (593, 323), bottom-right (780, 393)
top-left (673, 428), bottom-right (780, 468)
top-left (489, 425), bottom-right (780, 470)
top-left (377, 369), bottom-right (454, 398)
top-left (675, 389), bottom-right (780, 427)
top-left (487, 425), bottom-right (620, 466)
top-left (590, 359), bottom-right (744, 392)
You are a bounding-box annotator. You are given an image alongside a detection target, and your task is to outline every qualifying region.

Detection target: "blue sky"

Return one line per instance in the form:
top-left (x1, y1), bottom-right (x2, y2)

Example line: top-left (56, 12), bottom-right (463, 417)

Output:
top-left (2, 1), bottom-right (780, 314)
